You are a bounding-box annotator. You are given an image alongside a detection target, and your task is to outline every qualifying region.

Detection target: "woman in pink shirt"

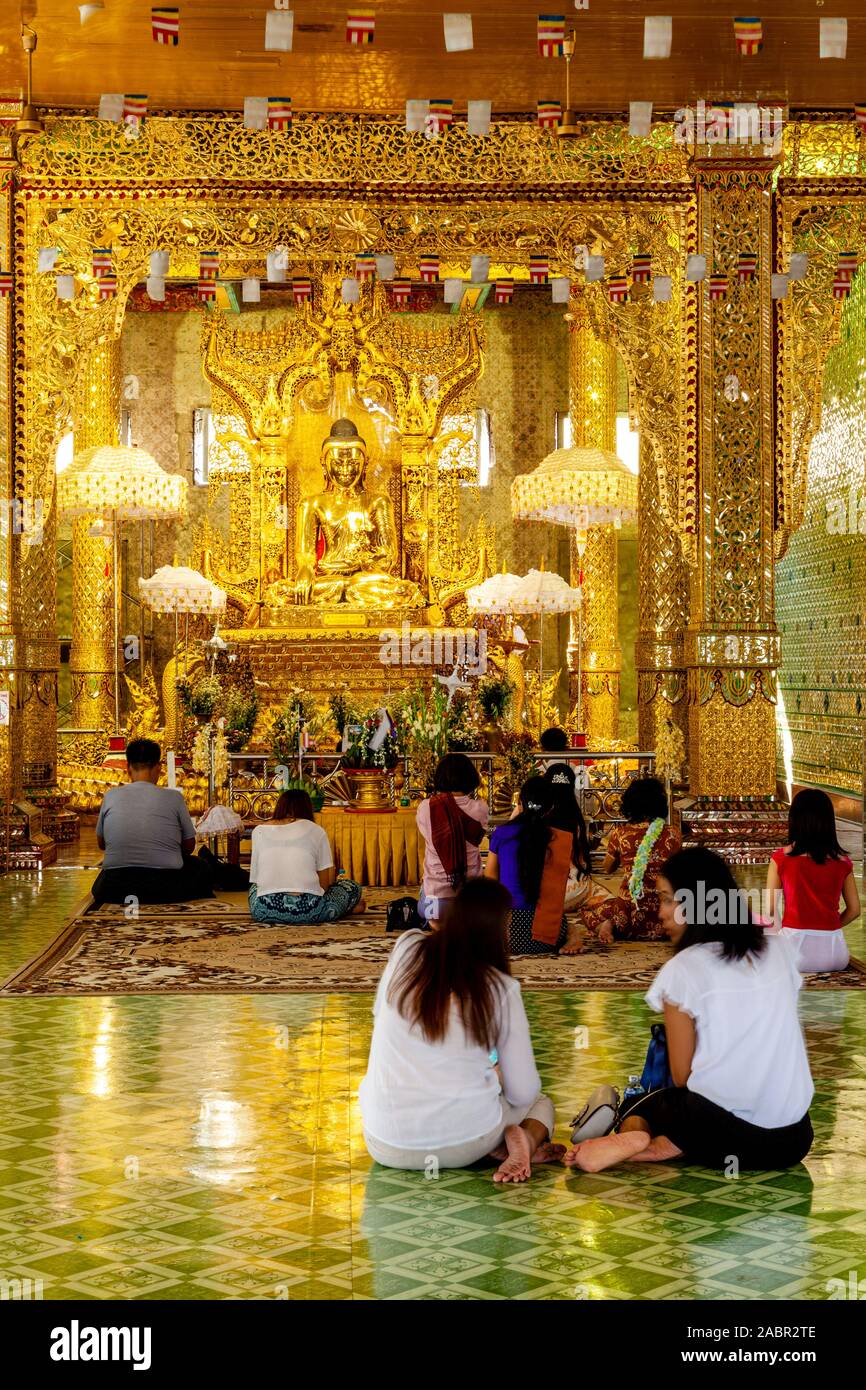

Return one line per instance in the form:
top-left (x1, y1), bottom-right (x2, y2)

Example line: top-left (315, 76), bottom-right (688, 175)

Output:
top-left (416, 753), bottom-right (489, 923)
top-left (766, 789), bottom-right (860, 973)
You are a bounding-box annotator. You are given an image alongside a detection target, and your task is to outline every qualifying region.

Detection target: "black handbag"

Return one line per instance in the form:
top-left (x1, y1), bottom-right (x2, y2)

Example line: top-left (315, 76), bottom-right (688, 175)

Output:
top-left (386, 897), bottom-right (424, 933)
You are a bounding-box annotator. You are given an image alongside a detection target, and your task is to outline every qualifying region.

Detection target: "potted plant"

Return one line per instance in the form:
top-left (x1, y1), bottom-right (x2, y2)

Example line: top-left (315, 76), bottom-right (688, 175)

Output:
top-left (341, 710), bottom-right (400, 810)
top-left (475, 673), bottom-right (515, 751)
top-left (393, 683), bottom-right (451, 796)
top-left (221, 687), bottom-right (259, 753)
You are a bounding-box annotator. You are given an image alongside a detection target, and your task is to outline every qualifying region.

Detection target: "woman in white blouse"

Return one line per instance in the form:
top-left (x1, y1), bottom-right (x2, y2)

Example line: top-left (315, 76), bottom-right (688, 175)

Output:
top-left (248, 789), bottom-right (365, 924)
top-left (359, 878), bottom-right (563, 1182)
top-left (564, 847), bottom-right (814, 1173)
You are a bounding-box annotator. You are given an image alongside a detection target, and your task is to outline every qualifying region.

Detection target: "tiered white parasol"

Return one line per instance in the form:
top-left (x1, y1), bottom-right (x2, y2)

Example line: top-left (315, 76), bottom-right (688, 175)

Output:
top-left (138, 565), bottom-right (226, 615)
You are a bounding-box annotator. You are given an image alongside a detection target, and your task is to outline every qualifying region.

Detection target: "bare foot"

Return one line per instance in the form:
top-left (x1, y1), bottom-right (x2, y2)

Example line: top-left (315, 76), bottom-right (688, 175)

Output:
top-left (351, 896), bottom-right (368, 915)
top-left (532, 1141), bottom-right (566, 1165)
top-left (560, 923), bottom-right (584, 956)
top-left (563, 1130), bottom-right (651, 1172)
top-left (487, 1143), bottom-right (508, 1162)
top-left (597, 926), bottom-right (614, 946)
top-left (493, 1124), bottom-right (533, 1183)
top-left (626, 1135), bottom-right (683, 1162)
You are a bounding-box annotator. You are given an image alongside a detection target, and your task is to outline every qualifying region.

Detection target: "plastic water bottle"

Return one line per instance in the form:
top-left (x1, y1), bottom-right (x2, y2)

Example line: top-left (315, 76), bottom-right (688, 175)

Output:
top-left (623, 1074), bottom-right (645, 1102)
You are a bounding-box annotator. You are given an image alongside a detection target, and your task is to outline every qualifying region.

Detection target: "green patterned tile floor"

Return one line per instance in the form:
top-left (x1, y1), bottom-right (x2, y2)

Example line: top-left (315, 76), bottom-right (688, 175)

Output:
top-left (0, 867), bottom-right (865, 1300)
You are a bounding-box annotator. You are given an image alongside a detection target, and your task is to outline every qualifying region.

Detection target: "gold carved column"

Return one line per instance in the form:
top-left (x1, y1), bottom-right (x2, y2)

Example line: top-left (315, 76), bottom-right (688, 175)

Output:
top-left (687, 156), bottom-right (779, 796)
top-left (69, 340), bottom-right (120, 730)
top-left (636, 434), bottom-right (689, 752)
top-left (0, 121), bottom-right (19, 804)
top-left (567, 306), bottom-right (621, 740)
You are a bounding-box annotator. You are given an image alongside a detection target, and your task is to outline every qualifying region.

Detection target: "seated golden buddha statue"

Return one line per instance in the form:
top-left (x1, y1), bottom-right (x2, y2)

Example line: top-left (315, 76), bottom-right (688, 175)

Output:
top-left (267, 418), bottom-right (424, 609)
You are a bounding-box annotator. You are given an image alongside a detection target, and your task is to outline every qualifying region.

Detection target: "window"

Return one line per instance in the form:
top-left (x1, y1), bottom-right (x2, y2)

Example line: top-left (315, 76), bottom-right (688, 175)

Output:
top-left (555, 411), bottom-right (572, 450)
top-left (475, 408), bottom-right (494, 486)
top-left (192, 407), bottom-right (214, 486)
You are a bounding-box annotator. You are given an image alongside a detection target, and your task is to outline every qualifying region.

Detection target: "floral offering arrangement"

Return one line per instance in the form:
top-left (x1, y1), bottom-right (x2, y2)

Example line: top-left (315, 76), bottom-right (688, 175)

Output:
top-left (341, 709), bottom-right (400, 770)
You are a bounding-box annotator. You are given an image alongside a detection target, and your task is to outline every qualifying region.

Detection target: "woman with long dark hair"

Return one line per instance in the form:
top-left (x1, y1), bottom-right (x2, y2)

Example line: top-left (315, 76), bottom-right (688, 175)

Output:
top-left (416, 752), bottom-right (489, 923)
top-left (359, 878), bottom-right (563, 1182)
top-left (565, 847), bottom-right (814, 1173)
top-left (248, 788), bottom-right (365, 924)
top-left (484, 776), bottom-right (589, 955)
top-left (582, 775), bottom-right (681, 943)
top-left (766, 788), bottom-right (859, 973)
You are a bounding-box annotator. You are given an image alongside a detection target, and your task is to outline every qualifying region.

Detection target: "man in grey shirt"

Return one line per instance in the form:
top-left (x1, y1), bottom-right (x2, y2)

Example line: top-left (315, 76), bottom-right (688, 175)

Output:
top-left (92, 739), bottom-right (214, 904)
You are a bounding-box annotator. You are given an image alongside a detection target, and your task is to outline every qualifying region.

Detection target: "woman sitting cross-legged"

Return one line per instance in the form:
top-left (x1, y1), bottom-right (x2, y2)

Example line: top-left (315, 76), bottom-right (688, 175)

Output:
top-left (248, 789), bottom-right (365, 924)
top-left (564, 847), bottom-right (814, 1173)
top-left (582, 775), bottom-right (681, 944)
top-left (484, 775), bottom-right (590, 956)
top-left (766, 788), bottom-right (860, 974)
top-left (415, 752), bottom-right (489, 924)
top-left (359, 878), bottom-right (564, 1182)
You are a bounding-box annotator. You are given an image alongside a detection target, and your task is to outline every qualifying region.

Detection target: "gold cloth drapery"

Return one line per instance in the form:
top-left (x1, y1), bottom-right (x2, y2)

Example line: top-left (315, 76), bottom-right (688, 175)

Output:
top-left (317, 808), bottom-right (424, 887)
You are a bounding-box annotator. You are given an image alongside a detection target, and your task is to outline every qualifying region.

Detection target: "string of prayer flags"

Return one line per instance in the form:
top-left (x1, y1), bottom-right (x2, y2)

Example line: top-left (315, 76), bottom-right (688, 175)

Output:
top-left (737, 252), bottom-right (757, 282)
top-left (199, 251), bottom-right (219, 280)
top-left (653, 275), bottom-right (672, 303)
top-left (0, 272), bottom-right (13, 297)
top-left (355, 253), bottom-right (376, 281)
top-left (833, 272), bottom-right (853, 300)
top-left (629, 102), bottom-right (653, 137)
top-left (123, 95), bottom-right (148, 126)
top-left (643, 16), bottom-right (672, 59)
top-left (267, 97), bottom-right (292, 131)
top-left (92, 248), bottom-right (113, 279)
top-left (375, 254), bottom-right (396, 280)
top-left (467, 100), bottom-right (491, 136)
top-left (855, 104), bottom-right (866, 134)
top-left (836, 251), bottom-right (858, 280)
top-left (406, 100), bottom-right (429, 133)
top-left (242, 278), bottom-right (261, 303)
top-left (631, 254), bottom-right (652, 283)
top-left (708, 273), bottom-right (728, 301)
top-left (265, 9), bottom-right (294, 52)
top-left (97, 273), bottom-right (118, 300)
top-left (292, 276), bottom-right (313, 303)
top-left (419, 256), bottom-right (440, 282)
top-left (584, 254), bottom-right (605, 282)
top-left (56, 274), bottom-right (75, 301)
top-left (151, 8), bottom-right (179, 44)
top-left (537, 100), bottom-right (561, 129)
top-left (771, 273), bottom-right (789, 300)
top-left (529, 256), bottom-right (549, 284)
top-left (471, 255), bottom-right (490, 283)
top-left (733, 18), bottom-right (762, 56)
top-left (391, 278), bottom-right (413, 303)
top-left (443, 14), bottom-right (473, 52)
top-left (537, 16), bottom-right (565, 58)
top-left (551, 276), bottom-right (571, 304)
top-left (427, 99), bottom-right (454, 135)
top-left (346, 10), bottom-right (375, 45)
top-left (606, 276), bottom-right (629, 304)
top-left (197, 279), bottom-right (217, 303)
top-left (443, 278), bottom-right (464, 304)
top-left (686, 254), bottom-right (707, 283)
top-left (243, 97), bottom-right (268, 130)
top-left (494, 278), bottom-right (514, 304)
top-left (819, 18), bottom-right (847, 59)
top-left (788, 253), bottom-right (809, 281)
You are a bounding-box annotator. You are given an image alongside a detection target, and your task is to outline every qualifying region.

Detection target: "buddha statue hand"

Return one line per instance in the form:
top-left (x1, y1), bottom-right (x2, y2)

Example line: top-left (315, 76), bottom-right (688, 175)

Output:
top-left (294, 565), bottom-right (315, 604)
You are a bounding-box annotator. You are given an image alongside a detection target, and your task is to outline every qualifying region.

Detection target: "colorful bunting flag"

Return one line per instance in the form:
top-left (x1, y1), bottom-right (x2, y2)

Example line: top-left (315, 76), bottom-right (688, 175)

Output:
top-left (346, 9), bottom-right (375, 45)
top-left (711, 101), bottom-right (736, 135)
top-left (709, 274), bottom-right (729, 301)
top-left (391, 278), bottom-right (412, 303)
top-left (631, 254), bottom-right (652, 284)
top-left (855, 104), bottom-right (866, 135)
top-left (494, 278), bottom-right (514, 304)
top-left (267, 96), bottom-right (292, 132)
top-left (537, 100), bottom-right (561, 130)
top-left (529, 256), bottom-right (549, 284)
top-left (427, 98), bottom-right (454, 134)
top-left (606, 276), bottom-right (629, 304)
top-left (292, 277), bottom-right (312, 304)
top-left (199, 251), bottom-right (219, 280)
top-left (833, 274), bottom-right (853, 300)
top-left (355, 253), bottom-right (376, 281)
top-left (419, 256), bottom-right (440, 283)
top-left (123, 94), bottom-right (148, 124)
top-left (837, 252), bottom-right (858, 280)
top-left (733, 18), bottom-right (762, 56)
top-left (737, 252), bottom-right (758, 283)
top-left (92, 248), bottom-right (113, 279)
top-left (197, 279), bottom-right (217, 303)
top-left (151, 7), bottom-right (179, 45)
top-left (819, 17), bottom-right (847, 60)
top-left (97, 274), bottom-right (118, 300)
top-left (537, 15), bottom-right (565, 58)
top-left (0, 272), bottom-right (13, 297)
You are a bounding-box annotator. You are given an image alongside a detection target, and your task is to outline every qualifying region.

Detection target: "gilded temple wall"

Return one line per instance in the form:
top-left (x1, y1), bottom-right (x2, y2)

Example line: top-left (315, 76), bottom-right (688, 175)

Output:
top-left (776, 271), bottom-right (866, 797)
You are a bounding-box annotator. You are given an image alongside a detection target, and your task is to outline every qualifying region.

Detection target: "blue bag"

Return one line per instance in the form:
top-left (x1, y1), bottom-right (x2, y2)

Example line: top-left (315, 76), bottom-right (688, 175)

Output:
top-left (639, 1022), bottom-right (674, 1093)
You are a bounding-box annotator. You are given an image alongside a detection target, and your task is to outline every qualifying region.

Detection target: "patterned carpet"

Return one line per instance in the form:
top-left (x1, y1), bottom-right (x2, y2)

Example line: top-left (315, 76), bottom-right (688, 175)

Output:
top-left (3, 887), bottom-right (865, 996)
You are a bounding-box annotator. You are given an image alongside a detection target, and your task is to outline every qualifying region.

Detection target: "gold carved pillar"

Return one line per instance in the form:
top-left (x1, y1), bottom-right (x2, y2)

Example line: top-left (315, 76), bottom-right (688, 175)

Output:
top-left (70, 340), bottom-right (120, 730)
top-left (636, 434), bottom-right (689, 752)
top-left (567, 305), bottom-right (621, 740)
top-left (0, 123), bottom-right (19, 804)
top-left (400, 433), bottom-right (431, 597)
top-left (687, 156), bottom-right (779, 795)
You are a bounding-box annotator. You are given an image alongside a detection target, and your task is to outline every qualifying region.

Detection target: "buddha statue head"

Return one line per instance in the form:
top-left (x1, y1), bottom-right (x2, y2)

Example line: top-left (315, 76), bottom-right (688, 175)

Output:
top-left (322, 418), bottom-right (368, 492)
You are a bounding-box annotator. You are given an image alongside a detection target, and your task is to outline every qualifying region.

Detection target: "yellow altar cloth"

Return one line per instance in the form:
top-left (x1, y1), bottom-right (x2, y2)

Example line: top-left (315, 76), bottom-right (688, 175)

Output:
top-left (317, 808), bottom-right (424, 887)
